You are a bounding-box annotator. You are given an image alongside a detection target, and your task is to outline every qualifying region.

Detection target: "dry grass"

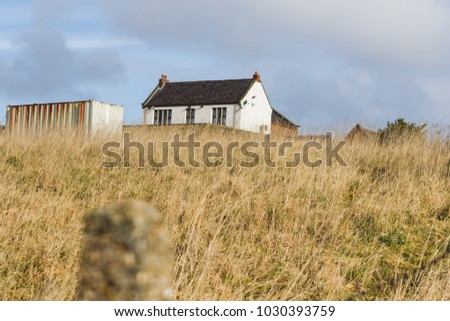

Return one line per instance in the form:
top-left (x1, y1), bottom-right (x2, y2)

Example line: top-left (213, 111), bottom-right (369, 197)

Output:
top-left (1, 125), bottom-right (449, 300)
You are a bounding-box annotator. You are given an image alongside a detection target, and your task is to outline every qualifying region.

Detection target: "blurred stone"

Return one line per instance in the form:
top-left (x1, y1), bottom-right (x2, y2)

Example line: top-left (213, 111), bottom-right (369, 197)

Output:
top-left (77, 201), bottom-right (172, 300)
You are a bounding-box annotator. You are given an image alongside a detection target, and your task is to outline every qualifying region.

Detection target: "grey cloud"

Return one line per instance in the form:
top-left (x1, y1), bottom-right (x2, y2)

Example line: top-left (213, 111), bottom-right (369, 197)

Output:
top-left (3, 0), bottom-right (447, 127)
top-left (97, 0), bottom-right (285, 59)
top-left (98, 0), bottom-right (450, 68)
top-left (261, 64), bottom-right (432, 130)
top-left (33, 0), bottom-right (77, 23)
top-left (0, 28), bottom-right (125, 101)
top-left (96, 0), bottom-right (450, 128)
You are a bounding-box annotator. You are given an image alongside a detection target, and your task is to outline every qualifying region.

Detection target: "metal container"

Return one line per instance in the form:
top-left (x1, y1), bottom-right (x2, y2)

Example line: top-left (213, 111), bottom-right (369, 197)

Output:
top-left (5, 100), bottom-right (123, 135)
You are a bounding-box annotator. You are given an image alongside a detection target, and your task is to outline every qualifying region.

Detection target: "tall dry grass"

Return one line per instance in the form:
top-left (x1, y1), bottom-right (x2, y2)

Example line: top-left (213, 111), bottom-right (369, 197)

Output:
top-left (1, 125), bottom-right (449, 300)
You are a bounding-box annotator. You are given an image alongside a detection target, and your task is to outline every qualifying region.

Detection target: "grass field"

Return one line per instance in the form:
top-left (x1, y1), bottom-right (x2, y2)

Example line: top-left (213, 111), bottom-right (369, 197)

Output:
top-left (1, 125), bottom-right (449, 300)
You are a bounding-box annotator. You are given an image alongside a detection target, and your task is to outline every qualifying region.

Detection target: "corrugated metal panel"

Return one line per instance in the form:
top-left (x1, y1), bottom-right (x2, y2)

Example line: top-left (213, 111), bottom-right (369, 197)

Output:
top-left (6, 100), bottom-right (93, 135)
top-left (5, 100), bottom-right (123, 136)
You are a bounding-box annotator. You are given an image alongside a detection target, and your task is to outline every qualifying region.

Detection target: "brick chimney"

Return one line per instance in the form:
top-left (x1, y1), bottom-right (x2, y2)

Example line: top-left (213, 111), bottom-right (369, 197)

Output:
top-left (253, 71), bottom-right (261, 82)
top-left (159, 75), bottom-right (168, 87)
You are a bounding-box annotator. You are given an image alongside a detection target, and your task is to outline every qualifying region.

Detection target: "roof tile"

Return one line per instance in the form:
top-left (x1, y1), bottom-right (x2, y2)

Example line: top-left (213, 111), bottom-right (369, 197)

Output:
top-left (144, 79), bottom-right (253, 108)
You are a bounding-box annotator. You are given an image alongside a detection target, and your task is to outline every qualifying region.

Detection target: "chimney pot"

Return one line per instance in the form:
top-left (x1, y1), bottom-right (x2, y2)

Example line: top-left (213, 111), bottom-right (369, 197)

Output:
top-left (159, 74), bottom-right (168, 87)
top-left (253, 71), bottom-right (261, 82)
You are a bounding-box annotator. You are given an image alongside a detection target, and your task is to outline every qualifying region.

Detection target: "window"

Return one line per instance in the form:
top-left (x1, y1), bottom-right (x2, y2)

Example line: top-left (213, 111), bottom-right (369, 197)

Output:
top-left (154, 109), bottom-right (172, 125)
top-left (186, 108), bottom-right (195, 124)
top-left (212, 107), bottom-right (227, 125)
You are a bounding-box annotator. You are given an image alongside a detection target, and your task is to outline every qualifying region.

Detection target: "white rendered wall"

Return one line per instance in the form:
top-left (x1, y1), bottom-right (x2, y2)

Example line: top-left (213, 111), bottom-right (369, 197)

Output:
top-left (143, 108), bottom-right (154, 125)
top-left (143, 104), bottom-right (237, 127)
top-left (90, 100), bottom-right (123, 135)
top-left (238, 82), bottom-right (272, 134)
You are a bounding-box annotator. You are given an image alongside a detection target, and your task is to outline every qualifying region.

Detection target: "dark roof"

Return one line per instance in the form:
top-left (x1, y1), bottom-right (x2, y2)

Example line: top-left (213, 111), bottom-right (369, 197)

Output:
top-left (271, 108), bottom-right (299, 128)
top-left (346, 124), bottom-right (377, 141)
top-left (143, 79), bottom-right (254, 108)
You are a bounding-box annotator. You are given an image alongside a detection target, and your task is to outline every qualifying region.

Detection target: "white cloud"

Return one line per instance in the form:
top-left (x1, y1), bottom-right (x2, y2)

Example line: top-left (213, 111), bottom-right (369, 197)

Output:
top-left (0, 40), bottom-right (13, 51)
top-left (67, 37), bottom-right (143, 50)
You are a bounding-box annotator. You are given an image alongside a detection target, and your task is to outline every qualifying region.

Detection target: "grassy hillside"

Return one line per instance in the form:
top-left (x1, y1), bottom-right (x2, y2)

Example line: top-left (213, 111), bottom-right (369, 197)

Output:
top-left (1, 126), bottom-right (449, 300)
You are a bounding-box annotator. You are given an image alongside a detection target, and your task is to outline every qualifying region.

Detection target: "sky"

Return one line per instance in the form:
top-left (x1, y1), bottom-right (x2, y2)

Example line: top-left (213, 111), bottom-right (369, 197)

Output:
top-left (0, 0), bottom-right (449, 132)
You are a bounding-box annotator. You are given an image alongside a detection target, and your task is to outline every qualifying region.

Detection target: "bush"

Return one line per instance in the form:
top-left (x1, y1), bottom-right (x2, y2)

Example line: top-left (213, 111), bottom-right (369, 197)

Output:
top-left (378, 118), bottom-right (426, 143)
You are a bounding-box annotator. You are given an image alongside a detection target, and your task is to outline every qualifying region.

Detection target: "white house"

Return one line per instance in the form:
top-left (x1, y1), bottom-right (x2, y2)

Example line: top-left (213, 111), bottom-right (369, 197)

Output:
top-left (142, 72), bottom-right (298, 136)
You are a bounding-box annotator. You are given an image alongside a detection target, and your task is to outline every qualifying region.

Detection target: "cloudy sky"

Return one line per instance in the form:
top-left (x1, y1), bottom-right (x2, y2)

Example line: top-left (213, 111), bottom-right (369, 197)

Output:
top-left (1, 0), bottom-right (449, 132)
